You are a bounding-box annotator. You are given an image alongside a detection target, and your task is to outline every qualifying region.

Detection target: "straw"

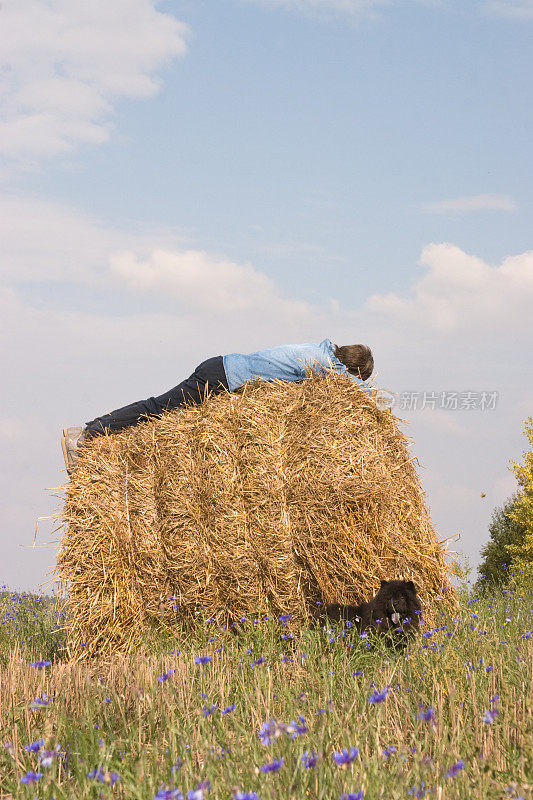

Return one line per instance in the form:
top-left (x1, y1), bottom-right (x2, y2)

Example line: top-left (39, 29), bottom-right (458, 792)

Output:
top-left (56, 371), bottom-right (457, 657)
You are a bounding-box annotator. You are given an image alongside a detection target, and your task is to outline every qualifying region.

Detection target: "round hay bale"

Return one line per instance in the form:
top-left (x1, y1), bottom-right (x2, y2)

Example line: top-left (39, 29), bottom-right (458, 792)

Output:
top-left (56, 372), bottom-right (457, 656)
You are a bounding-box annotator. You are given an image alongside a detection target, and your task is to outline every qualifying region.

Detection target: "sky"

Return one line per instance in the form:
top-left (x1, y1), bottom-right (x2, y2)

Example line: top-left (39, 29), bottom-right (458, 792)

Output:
top-left (1, 0), bottom-right (532, 593)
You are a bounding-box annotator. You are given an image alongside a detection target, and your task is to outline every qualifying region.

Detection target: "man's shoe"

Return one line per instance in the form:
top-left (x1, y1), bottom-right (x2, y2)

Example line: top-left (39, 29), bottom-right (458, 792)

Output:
top-left (61, 427), bottom-right (85, 473)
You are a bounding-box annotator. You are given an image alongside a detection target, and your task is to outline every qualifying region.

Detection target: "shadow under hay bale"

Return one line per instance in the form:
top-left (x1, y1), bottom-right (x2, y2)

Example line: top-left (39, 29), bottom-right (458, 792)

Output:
top-left (56, 372), bottom-right (457, 657)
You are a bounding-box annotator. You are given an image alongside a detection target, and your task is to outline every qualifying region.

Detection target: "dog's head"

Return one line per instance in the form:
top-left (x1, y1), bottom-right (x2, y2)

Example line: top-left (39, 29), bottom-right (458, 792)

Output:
top-left (375, 579), bottom-right (422, 629)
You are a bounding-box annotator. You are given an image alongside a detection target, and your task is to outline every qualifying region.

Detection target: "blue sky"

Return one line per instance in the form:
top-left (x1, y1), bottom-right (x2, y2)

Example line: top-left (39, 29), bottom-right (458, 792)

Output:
top-left (1, 0), bottom-right (532, 591)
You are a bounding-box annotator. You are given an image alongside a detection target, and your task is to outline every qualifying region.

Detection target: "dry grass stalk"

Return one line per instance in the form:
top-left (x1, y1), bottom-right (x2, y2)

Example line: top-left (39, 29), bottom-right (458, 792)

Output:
top-left (56, 372), bottom-right (457, 657)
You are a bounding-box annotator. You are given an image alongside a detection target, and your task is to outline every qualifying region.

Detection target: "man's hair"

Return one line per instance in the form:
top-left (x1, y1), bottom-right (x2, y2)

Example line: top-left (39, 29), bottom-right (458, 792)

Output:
top-left (334, 344), bottom-right (374, 381)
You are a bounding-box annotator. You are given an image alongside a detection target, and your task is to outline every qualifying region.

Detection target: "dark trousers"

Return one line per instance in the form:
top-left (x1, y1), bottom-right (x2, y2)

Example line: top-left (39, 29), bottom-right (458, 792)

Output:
top-left (85, 356), bottom-right (229, 437)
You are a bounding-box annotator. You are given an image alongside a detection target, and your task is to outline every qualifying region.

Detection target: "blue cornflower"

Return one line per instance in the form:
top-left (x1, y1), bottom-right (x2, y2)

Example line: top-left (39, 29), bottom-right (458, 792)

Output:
top-left (158, 670), bottom-right (174, 683)
top-left (88, 766), bottom-right (120, 784)
top-left (259, 757), bottom-right (284, 773)
top-left (29, 660), bottom-right (51, 669)
top-left (483, 708), bottom-right (498, 725)
top-left (286, 716), bottom-right (308, 739)
top-left (221, 704), bottom-right (236, 714)
top-left (445, 760), bottom-right (464, 779)
top-left (281, 633), bottom-right (293, 640)
top-left (417, 706), bottom-right (435, 722)
top-left (24, 738), bottom-right (44, 752)
top-left (187, 780), bottom-right (211, 799)
top-left (408, 782), bottom-right (427, 798)
top-left (30, 693), bottom-right (53, 708)
top-left (202, 704), bottom-right (217, 716)
top-left (332, 747), bottom-right (359, 766)
top-left (368, 688), bottom-right (388, 704)
top-left (340, 793), bottom-right (364, 800)
top-left (301, 751), bottom-right (319, 768)
top-left (382, 746), bottom-right (396, 759)
top-left (278, 614), bottom-right (292, 623)
top-left (254, 656), bottom-right (266, 666)
top-left (194, 655), bottom-right (212, 665)
top-left (233, 793), bottom-right (259, 800)
top-left (154, 789), bottom-right (185, 800)
top-left (171, 756), bottom-right (182, 775)
top-left (20, 770), bottom-right (43, 784)
top-left (39, 745), bottom-right (61, 767)
top-left (258, 719), bottom-right (286, 746)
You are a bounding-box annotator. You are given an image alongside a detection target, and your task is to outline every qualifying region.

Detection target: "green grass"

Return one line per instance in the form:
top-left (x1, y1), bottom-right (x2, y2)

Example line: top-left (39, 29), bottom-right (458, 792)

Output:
top-left (0, 584), bottom-right (531, 800)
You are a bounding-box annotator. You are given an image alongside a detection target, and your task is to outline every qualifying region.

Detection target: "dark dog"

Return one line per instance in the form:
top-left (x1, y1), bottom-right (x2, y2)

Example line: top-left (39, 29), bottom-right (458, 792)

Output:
top-left (322, 579), bottom-right (422, 644)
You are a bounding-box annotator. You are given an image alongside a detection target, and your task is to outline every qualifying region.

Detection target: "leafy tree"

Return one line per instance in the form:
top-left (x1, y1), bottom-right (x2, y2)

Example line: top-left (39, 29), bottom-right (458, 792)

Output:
top-left (476, 495), bottom-right (526, 589)
top-left (508, 417), bottom-right (533, 588)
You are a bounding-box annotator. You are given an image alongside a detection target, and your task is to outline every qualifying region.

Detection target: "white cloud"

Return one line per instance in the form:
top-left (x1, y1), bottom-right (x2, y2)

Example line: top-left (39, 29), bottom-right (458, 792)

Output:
top-left (0, 0), bottom-right (189, 161)
top-left (485, 1), bottom-right (533, 18)
top-left (421, 194), bottom-right (516, 213)
top-left (110, 248), bottom-right (312, 315)
top-left (366, 243), bottom-right (533, 332)
top-left (0, 193), bottom-right (312, 321)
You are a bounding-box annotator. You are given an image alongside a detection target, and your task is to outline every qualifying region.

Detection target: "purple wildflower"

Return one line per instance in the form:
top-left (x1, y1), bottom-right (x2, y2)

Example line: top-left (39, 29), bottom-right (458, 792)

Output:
top-left (259, 757), bottom-right (284, 773)
top-left (202, 704), bottom-right (217, 716)
top-left (30, 693), bottom-right (53, 708)
top-left (29, 660), bottom-right (52, 669)
top-left (154, 789), bottom-right (185, 800)
top-left (332, 747), bottom-right (359, 766)
top-left (408, 781), bottom-right (428, 798)
top-left (340, 793), bottom-right (364, 800)
top-left (233, 793), bottom-right (259, 800)
top-left (187, 781), bottom-right (211, 800)
top-left (158, 669), bottom-right (174, 683)
top-left (194, 655), bottom-right (212, 665)
top-left (368, 688), bottom-right (388, 704)
top-left (88, 766), bottom-right (120, 785)
top-left (24, 738), bottom-right (44, 752)
top-left (20, 770), bottom-right (43, 784)
top-left (170, 757), bottom-right (182, 775)
top-left (301, 751), bottom-right (319, 768)
top-left (278, 614), bottom-right (292, 623)
top-left (221, 704), bottom-right (236, 714)
top-left (445, 760), bottom-right (464, 779)
top-left (253, 657), bottom-right (266, 666)
top-left (286, 716), bottom-right (308, 739)
top-left (39, 745), bottom-right (61, 767)
top-left (417, 706), bottom-right (435, 722)
top-left (483, 708), bottom-right (499, 725)
top-left (258, 719), bottom-right (286, 746)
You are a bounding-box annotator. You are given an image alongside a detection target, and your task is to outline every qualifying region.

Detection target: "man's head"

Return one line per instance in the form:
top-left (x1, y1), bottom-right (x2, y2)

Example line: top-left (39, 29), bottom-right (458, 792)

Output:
top-left (334, 344), bottom-right (374, 381)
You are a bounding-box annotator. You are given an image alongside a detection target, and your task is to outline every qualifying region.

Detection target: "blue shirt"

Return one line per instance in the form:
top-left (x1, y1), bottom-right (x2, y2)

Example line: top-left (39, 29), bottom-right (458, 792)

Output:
top-left (223, 339), bottom-right (369, 393)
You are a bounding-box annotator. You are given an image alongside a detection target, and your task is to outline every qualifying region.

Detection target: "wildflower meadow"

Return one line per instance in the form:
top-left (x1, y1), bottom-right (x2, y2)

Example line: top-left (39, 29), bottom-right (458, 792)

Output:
top-left (0, 583), bottom-right (531, 800)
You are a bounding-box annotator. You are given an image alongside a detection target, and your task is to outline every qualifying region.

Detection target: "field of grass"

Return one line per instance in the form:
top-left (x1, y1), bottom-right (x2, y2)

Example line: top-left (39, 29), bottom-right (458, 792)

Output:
top-left (0, 584), bottom-right (531, 800)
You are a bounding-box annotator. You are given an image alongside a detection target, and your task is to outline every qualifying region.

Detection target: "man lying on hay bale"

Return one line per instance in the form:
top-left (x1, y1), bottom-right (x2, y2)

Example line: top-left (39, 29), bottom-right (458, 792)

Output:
top-left (61, 338), bottom-right (391, 472)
